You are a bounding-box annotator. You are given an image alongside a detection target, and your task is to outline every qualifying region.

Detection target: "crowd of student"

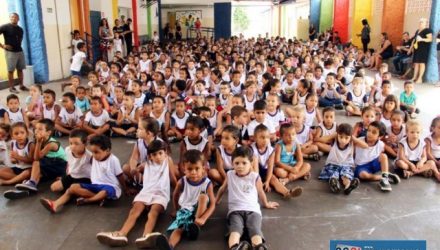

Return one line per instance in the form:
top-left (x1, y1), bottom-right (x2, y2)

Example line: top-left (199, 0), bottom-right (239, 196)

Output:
top-left (0, 33), bottom-right (439, 250)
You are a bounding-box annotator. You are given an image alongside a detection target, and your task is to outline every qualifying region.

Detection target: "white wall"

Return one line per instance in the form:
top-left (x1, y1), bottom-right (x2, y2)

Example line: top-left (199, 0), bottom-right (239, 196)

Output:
top-left (41, 0), bottom-right (72, 81)
top-left (161, 5), bottom-right (214, 38)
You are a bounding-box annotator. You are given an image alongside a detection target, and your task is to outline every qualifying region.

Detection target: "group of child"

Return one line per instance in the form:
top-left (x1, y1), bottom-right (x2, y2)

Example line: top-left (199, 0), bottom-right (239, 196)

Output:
top-left (0, 35), bottom-right (439, 250)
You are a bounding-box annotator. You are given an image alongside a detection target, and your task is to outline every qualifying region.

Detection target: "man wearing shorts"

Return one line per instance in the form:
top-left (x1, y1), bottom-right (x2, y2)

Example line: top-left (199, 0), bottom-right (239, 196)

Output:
top-left (0, 13), bottom-right (29, 93)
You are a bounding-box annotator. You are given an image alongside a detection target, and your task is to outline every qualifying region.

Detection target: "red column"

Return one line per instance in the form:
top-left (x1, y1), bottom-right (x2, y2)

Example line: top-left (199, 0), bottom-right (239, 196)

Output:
top-left (333, 0), bottom-right (349, 43)
top-left (132, 0), bottom-right (139, 47)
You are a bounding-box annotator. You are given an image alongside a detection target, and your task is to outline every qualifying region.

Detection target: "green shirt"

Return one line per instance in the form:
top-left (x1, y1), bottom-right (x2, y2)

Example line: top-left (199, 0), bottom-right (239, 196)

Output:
top-left (43, 137), bottom-right (67, 161)
top-left (400, 91), bottom-right (416, 106)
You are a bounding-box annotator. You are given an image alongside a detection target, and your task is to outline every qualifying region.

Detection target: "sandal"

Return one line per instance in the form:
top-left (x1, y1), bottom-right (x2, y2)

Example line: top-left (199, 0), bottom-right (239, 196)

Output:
top-left (403, 170), bottom-right (413, 179)
top-left (76, 197), bottom-right (86, 205)
top-left (40, 198), bottom-right (56, 213)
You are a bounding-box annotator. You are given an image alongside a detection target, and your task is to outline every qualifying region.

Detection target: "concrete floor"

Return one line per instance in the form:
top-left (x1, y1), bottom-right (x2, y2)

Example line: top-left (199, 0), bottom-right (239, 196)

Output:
top-left (0, 75), bottom-right (440, 250)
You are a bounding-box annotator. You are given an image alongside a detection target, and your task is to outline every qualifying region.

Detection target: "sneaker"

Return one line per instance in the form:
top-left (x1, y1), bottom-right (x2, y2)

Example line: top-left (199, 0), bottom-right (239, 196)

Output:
top-left (310, 153), bottom-right (320, 161)
top-left (96, 231), bottom-right (128, 247)
top-left (231, 241), bottom-right (252, 250)
top-left (15, 180), bottom-right (38, 192)
top-left (329, 177), bottom-right (341, 193)
top-left (287, 186), bottom-right (303, 198)
top-left (135, 232), bottom-right (162, 249)
top-left (155, 233), bottom-right (172, 250)
top-left (3, 189), bottom-right (30, 200)
top-left (19, 85), bottom-right (29, 91)
top-left (9, 87), bottom-right (19, 93)
top-left (187, 222), bottom-right (200, 240)
top-left (254, 243), bottom-right (269, 250)
top-left (344, 178), bottom-right (360, 195)
top-left (388, 173), bottom-right (401, 184)
top-left (379, 177), bottom-right (392, 192)
top-left (335, 104), bottom-right (344, 110)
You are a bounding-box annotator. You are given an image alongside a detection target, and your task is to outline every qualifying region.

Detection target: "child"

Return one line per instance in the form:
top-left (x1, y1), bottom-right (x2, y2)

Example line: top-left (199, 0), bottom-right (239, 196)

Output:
top-left (0, 123), bottom-right (10, 166)
top-left (252, 124), bottom-right (302, 198)
top-left (111, 91), bottom-right (140, 137)
top-left (0, 123), bottom-right (34, 185)
top-left (371, 80), bottom-right (392, 111)
top-left (216, 146), bottom-right (278, 250)
top-left (379, 95), bottom-right (398, 128)
top-left (70, 42), bottom-right (87, 76)
top-left (25, 84), bottom-right (43, 122)
top-left (274, 123), bottom-right (312, 184)
top-left (243, 80), bottom-right (258, 114)
top-left (4, 119), bottom-right (67, 199)
top-left (39, 135), bottom-right (126, 213)
top-left (110, 85), bottom-right (124, 118)
top-left (353, 106), bottom-right (376, 138)
top-left (281, 71), bottom-right (297, 103)
top-left (265, 94), bottom-right (286, 132)
top-left (163, 150), bottom-right (216, 248)
top-left (209, 125), bottom-right (240, 185)
top-left (247, 100), bottom-right (276, 142)
top-left (287, 105), bottom-right (320, 160)
top-left (75, 86), bottom-right (90, 113)
top-left (354, 121), bottom-right (400, 192)
top-left (55, 92), bottom-right (84, 136)
top-left (4, 94), bottom-right (29, 128)
top-left (384, 110), bottom-right (406, 158)
top-left (218, 82), bottom-right (233, 112)
top-left (319, 73), bottom-right (343, 109)
top-left (395, 120), bottom-right (439, 180)
top-left (426, 117), bottom-right (440, 169)
top-left (150, 96), bottom-right (171, 140)
top-left (400, 81), bottom-right (419, 119)
top-left (230, 106), bottom-right (250, 146)
top-left (132, 80), bottom-right (146, 109)
top-left (168, 99), bottom-right (190, 141)
top-left (206, 96), bottom-right (222, 137)
top-left (123, 118), bottom-right (162, 187)
top-left (179, 116), bottom-right (210, 172)
top-left (96, 140), bottom-right (176, 248)
top-left (317, 123), bottom-right (368, 194)
top-left (48, 129), bottom-right (92, 192)
top-left (83, 96), bottom-right (111, 138)
top-left (304, 93), bottom-right (322, 128)
top-left (113, 32), bottom-right (123, 53)
top-left (314, 107), bottom-right (337, 153)
top-left (345, 77), bottom-right (368, 116)
top-left (292, 79), bottom-right (313, 106)
top-left (41, 89), bottom-right (61, 123)
top-left (91, 84), bottom-right (111, 112)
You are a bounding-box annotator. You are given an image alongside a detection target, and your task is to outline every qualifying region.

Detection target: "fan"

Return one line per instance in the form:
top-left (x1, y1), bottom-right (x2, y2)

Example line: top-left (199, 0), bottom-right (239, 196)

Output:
top-left (140, 0), bottom-right (157, 8)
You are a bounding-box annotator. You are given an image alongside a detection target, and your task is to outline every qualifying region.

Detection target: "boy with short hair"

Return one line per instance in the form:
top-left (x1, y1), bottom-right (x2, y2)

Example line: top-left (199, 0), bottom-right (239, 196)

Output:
top-left (230, 106), bottom-right (250, 146)
top-left (319, 73), bottom-right (343, 109)
top-left (4, 119), bottom-right (67, 199)
top-left (247, 100), bottom-right (276, 142)
top-left (4, 94), bottom-right (29, 128)
top-left (55, 92), bottom-right (84, 136)
top-left (400, 81), bottom-right (419, 119)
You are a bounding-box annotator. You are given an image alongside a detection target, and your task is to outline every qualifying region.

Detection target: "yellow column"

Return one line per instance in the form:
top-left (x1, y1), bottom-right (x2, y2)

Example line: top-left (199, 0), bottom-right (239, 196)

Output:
top-left (351, 0), bottom-right (372, 47)
top-left (112, 0), bottom-right (118, 21)
top-left (0, 0), bottom-right (9, 81)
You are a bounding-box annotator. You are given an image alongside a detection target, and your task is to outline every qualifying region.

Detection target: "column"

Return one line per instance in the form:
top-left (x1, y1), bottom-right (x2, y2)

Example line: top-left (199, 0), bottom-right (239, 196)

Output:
top-left (131, 0), bottom-right (139, 46)
top-left (214, 1), bottom-right (231, 39)
top-left (319, 0), bottom-right (334, 32)
top-left (426, 0), bottom-right (439, 83)
top-left (310, 0), bottom-right (321, 33)
top-left (351, 0), bottom-right (372, 47)
top-left (333, 0), bottom-right (349, 42)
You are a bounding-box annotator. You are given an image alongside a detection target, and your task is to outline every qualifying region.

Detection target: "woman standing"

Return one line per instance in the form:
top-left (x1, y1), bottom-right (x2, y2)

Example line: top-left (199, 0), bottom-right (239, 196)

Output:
top-left (98, 18), bottom-right (113, 61)
top-left (410, 18), bottom-right (433, 84)
top-left (357, 19), bottom-right (371, 53)
top-left (369, 32), bottom-right (393, 70)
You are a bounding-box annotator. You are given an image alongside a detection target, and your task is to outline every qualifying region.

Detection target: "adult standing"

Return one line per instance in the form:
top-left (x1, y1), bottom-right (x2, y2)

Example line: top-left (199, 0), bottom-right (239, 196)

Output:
top-left (357, 19), bottom-right (371, 53)
top-left (123, 18), bottom-right (133, 56)
top-left (0, 13), bottom-right (29, 93)
top-left (309, 24), bottom-right (317, 41)
top-left (98, 18), bottom-right (113, 62)
top-left (113, 19), bottom-right (125, 55)
top-left (410, 18), bottom-right (433, 84)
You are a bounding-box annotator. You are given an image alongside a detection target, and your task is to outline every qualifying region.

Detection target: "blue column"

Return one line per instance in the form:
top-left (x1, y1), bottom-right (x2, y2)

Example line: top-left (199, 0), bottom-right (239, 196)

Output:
top-left (24, 0), bottom-right (48, 83)
top-left (426, 0), bottom-right (439, 83)
top-left (310, 0), bottom-right (321, 33)
top-left (157, 0), bottom-right (163, 41)
top-left (214, 2), bottom-right (231, 39)
top-left (6, 0), bottom-right (29, 65)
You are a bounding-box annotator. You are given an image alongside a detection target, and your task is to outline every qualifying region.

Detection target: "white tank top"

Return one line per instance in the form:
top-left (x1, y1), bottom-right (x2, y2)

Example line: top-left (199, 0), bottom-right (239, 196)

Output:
top-left (295, 125), bottom-right (310, 144)
top-left (121, 106), bottom-right (137, 124)
top-left (150, 109), bottom-right (167, 128)
top-left (219, 94), bottom-right (229, 108)
top-left (227, 170), bottom-right (261, 215)
top-left (304, 107), bottom-right (316, 127)
top-left (426, 135), bottom-right (440, 159)
top-left (326, 140), bottom-right (354, 166)
top-left (380, 115), bottom-right (391, 128)
top-left (218, 145), bottom-right (237, 170)
top-left (318, 122), bottom-right (337, 137)
top-left (136, 137), bottom-right (163, 163)
top-left (354, 137), bottom-right (385, 165)
top-left (397, 138), bottom-right (425, 162)
top-left (298, 92), bottom-right (308, 106)
top-left (251, 143), bottom-right (274, 170)
top-left (230, 82), bottom-right (243, 95)
top-left (266, 109), bottom-right (285, 126)
top-left (6, 108), bottom-right (24, 124)
top-left (244, 94), bottom-right (257, 111)
top-left (184, 136), bottom-right (208, 152)
top-left (171, 111), bottom-right (190, 130)
top-left (179, 176), bottom-right (211, 211)
top-left (386, 125), bottom-right (406, 147)
top-left (348, 89), bottom-right (366, 107)
top-left (139, 159), bottom-right (170, 203)
top-left (10, 139), bottom-right (32, 169)
top-left (208, 110), bottom-right (218, 129)
top-left (43, 104), bottom-right (57, 120)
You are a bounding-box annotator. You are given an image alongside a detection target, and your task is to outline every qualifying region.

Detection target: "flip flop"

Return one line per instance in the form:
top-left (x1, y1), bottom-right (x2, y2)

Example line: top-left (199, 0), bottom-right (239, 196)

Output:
top-left (40, 198), bottom-right (56, 213)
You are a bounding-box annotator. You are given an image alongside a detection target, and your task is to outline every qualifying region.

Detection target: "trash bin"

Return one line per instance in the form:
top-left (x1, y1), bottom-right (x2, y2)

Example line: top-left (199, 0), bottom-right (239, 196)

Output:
top-left (23, 65), bottom-right (34, 86)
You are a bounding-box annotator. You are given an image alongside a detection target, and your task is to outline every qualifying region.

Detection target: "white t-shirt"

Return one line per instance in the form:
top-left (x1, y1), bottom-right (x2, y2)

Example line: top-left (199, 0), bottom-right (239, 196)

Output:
top-left (70, 51), bottom-right (86, 72)
top-left (59, 106), bottom-right (83, 125)
top-left (66, 147), bottom-right (92, 179)
top-left (90, 154), bottom-right (123, 198)
top-left (355, 137), bottom-right (384, 165)
top-left (247, 119), bottom-right (276, 136)
top-left (227, 170), bottom-right (261, 215)
top-left (84, 110), bottom-right (110, 126)
top-left (179, 176), bottom-right (211, 211)
top-left (72, 38), bottom-right (84, 54)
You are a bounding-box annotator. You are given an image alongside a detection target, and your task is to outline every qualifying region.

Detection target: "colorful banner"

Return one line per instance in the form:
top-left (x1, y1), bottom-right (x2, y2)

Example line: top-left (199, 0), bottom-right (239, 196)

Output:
top-left (351, 0), bottom-right (372, 47)
top-left (319, 0), bottom-right (334, 32)
top-left (333, 0), bottom-right (349, 43)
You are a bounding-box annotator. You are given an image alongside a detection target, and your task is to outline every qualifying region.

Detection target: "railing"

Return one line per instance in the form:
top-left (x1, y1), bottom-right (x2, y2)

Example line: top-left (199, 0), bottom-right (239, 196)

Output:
top-left (186, 27), bottom-right (215, 40)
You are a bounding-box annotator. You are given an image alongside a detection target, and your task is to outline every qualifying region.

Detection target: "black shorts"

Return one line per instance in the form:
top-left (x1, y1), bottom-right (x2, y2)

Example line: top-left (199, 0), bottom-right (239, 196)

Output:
top-left (40, 157), bottom-right (67, 181)
top-left (61, 175), bottom-right (91, 190)
top-left (11, 167), bottom-right (29, 175)
top-left (228, 211), bottom-right (263, 239)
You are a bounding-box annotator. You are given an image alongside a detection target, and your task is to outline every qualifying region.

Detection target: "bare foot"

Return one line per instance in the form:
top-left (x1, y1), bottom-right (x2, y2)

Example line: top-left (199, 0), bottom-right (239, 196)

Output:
top-left (279, 178), bottom-right (289, 186)
top-left (303, 171), bottom-right (311, 181)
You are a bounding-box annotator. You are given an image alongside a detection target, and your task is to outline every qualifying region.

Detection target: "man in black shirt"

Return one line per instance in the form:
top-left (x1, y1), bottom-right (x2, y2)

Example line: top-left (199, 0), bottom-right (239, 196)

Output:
top-left (392, 32), bottom-right (412, 75)
top-left (0, 13), bottom-right (29, 93)
top-left (123, 18), bottom-right (133, 56)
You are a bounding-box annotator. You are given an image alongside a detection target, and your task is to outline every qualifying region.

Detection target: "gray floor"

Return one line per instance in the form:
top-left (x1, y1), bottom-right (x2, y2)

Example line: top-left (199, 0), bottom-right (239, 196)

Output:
top-left (0, 75), bottom-right (440, 250)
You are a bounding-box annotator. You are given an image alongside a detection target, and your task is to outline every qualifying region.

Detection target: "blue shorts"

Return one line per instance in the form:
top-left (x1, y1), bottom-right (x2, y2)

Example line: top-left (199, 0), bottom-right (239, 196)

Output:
top-left (259, 165), bottom-right (268, 182)
top-left (71, 70), bottom-right (81, 76)
top-left (319, 164), bottom-right (354, 180)
top-left (355, 157), bottom-right (382, 177)
top-left (80, 183), bottom-right (117, 200)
